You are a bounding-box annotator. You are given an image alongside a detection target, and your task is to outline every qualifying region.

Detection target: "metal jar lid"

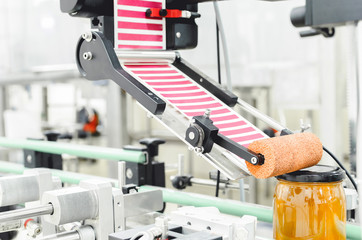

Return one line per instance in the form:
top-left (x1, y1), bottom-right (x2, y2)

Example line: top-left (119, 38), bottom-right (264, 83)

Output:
top-left (276, 165), bottom-right (346, 183)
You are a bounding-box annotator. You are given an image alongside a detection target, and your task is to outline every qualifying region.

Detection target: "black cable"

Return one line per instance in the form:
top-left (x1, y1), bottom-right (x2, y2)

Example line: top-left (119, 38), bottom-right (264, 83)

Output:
top-left (214, 19), bottom-right (222, 197)
top-left (216, 23), bottom-right (222, 85)
top-left (215, 170), bottom-right (221, 197)
top-left (323, 146), bottom-right (358, 192)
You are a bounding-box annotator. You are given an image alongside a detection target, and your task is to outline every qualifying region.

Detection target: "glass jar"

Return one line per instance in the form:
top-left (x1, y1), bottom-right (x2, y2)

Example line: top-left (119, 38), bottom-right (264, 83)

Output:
top-left (273, 165), bottom-right (346, 240)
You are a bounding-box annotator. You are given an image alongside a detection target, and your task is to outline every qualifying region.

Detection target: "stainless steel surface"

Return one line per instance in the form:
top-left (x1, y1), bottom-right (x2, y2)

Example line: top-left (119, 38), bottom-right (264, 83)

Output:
top-left (0, 204), bottom-right (53, 223)
top-left (123, 190), bottom-right (163, 218)
top-left (237, 99), bottom-right (285, 132)
top-left (0, 174), bottom-right (39, 206)
top-left (112, 189), bottom-right (124, 232)
top-left (42, 186), bottom-right (98, 225)
top-left (81, 180), bottom-right (114, 240)
top-left (118, 162), bottom-right (126, 188)
top-left (116, 50), bottom-right (176, 63)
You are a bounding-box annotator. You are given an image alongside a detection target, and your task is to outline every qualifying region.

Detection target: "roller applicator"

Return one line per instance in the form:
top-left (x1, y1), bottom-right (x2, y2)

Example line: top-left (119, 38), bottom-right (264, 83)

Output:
top-left (246, 132), bottom-right (323, 179)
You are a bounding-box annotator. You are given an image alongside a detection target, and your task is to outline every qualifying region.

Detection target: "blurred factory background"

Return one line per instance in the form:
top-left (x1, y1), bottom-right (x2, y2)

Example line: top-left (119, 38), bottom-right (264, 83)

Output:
top-left (0, 0), bottom-right (359, 205)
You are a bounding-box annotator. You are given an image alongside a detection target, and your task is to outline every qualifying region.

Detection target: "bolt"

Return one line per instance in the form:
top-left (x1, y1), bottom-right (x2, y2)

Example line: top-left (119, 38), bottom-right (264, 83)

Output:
top-left (188, 132), bottom-right (195, 140)
top-left (200, 78), bottom-right (203, 82)
top-left (195, 147), bottom-right (203, 154)
top-left (126, 168), bottom-right (133, 179)
top-left (26, 155), bottom-right (32, 164)
top-left (204, 109), bottom-right (211, 118)
top-left (176, 32), bottom-right (181, 39)
top-left (82, 32), bottom-right (93, 42)
top-left (83, 52), bottom-right (93, 60)
top-left (251, 157), bottom-right (258, 165)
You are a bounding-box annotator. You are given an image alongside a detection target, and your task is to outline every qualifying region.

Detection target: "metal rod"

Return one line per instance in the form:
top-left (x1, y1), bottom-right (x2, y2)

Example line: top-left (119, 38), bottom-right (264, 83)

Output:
top-left (239, 179), bottom-right (246, 202)
top-left (178, 154), bottom-right (185, 176)
top-left (0, 204), bottom-right (53, 223)
top-left (39, 225), bottom-right (95, 240)
top-left (236, 99), bottom-right (285, 132)
top-left (40, 232), bottom-right (80, 240)
top-left (115, 50), bottom-right (176, 63)
top-left (190, 177), bottom-right (247, 190)
top-left (0, 137), bottom-right (145, 163)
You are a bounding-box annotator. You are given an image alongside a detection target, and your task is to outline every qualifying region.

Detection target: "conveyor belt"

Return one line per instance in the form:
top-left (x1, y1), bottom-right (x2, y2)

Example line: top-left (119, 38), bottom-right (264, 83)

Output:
top-left (121, 62), bottom-right (268, 179)
top-left (123, 63), bottom-right (267, 147)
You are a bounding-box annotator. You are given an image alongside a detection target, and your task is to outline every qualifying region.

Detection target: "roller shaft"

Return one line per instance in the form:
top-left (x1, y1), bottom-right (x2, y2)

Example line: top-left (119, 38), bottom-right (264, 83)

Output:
top-left (0, 204), bottom-right (53, 223)
top-left (40, 231), bottom-right (80, 240)
top-left (237, 99), bottom-right (285, 131)
top-left (39, 226), bottom-right (95, 240)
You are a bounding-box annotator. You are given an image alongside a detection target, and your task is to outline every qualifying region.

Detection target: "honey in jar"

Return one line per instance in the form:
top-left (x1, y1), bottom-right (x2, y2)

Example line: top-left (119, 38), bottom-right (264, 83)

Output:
top-left (273, 165), bottom-right (346, 240)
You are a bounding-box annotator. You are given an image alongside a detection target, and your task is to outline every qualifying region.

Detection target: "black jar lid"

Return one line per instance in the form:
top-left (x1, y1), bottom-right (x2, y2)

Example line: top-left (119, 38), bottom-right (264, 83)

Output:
top-left (276, 165), bottom-right (346, 183)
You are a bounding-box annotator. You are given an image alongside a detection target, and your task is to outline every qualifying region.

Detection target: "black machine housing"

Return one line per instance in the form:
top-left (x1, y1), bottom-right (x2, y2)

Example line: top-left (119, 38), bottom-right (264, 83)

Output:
top-left (290, 0), bottom-right (362, 37)
top-left (60, 0), bottom-right (199, 50)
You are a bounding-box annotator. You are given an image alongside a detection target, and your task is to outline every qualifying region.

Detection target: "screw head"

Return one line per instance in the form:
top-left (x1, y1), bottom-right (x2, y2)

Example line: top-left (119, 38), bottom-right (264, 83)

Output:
top-left (251, 157), bottom-right (258, 165)
top-left (204, 109), bottom-right (211, 118)
top-left (82, 32), bottom-right (93, 42)
top-left (83, 52), bottom-right (93, 60)
top-left (26, 155), bottom-right (32, 163)
top-left (126, 168), bottom-right (133, 179)
top-left (176, 32), bottom-right (181, 39)
top-left (188, 132), bottom-right (195, 140)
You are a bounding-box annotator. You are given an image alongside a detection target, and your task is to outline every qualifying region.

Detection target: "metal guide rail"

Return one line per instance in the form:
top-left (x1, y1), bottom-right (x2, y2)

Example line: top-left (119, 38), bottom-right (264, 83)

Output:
top-left (0, 137), bottom-right (146, 163)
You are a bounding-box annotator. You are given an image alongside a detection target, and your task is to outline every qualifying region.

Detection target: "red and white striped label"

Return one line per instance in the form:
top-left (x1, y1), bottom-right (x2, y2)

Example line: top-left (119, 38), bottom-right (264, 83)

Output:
top-left (115, 0), bottom-right (166, 50)
top-left (122, 63), bottom-right (268, 147)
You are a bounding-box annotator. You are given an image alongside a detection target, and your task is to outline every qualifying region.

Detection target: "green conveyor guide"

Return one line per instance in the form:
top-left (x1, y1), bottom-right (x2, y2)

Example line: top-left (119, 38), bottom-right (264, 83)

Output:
top-left (0, 161), bottom-right (360, 240)
top-left (0, 137), bottom-right (145, 163)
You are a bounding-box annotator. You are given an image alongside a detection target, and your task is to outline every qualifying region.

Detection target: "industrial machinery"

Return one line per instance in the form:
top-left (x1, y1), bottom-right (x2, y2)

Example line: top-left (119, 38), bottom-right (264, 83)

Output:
top-left (0, 0), bottom-right (361, 239)
top-left (0, 163), bottom-right (263, 239)
top-left (290, 0), bottom-right (362, 37)
top-left (59, 0), bottom-right (295, 180)
top-left (56, 0), bottom-right (361, 238)
top-left (57, 0), bottom-right (362, 180)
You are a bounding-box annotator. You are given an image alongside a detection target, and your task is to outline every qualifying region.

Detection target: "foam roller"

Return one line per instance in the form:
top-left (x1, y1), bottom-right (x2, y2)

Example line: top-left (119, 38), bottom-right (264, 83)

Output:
top-left (246, 132), bottom-right (323, 179)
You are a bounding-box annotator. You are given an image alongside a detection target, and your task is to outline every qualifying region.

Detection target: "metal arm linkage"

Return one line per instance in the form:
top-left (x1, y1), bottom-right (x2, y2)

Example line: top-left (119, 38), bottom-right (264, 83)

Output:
top-left (76, 31), bottom-right (166, 115)
top-left (185, 111), bottom-right (264, 165)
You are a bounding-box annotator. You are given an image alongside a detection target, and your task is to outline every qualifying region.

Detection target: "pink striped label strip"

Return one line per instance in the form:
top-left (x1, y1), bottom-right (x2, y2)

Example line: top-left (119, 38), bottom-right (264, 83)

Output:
top-left (115, 0), bottom-right (166, 50)
top-left (122, 63), bottom-right (268, 147)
